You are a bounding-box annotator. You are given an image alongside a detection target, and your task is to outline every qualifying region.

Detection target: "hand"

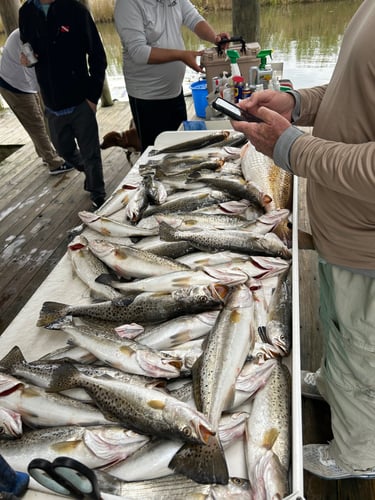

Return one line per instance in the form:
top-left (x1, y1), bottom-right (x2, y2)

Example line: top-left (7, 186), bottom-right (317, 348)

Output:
top-left (240, 89), bottom-right (295, 122)
top-left (182, 50), bottom-right (205, 72)
top-left (215, 32), bottom-right (231, 48)
top-left (231, 106), bottom-right (291, 158)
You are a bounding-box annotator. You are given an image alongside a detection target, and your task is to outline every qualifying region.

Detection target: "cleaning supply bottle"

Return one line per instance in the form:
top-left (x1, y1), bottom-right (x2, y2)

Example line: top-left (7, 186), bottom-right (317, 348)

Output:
top-left (256, 49), bottom-right (273, 89)
top-left (226, 49), bottom-right (241, 77)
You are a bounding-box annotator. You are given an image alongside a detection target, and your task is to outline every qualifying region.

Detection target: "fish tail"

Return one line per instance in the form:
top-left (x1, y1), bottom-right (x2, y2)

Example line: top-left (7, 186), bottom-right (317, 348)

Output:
top-left (159, 221), bottom-right (178, 242)
top-left (48, 363), bottom-right (80, 392)
top-left (0, 345), bottom-right (25, 371)
top-left (36, 301), bottom-right (70, 328)
top-left (95, 273), bottom-right (114, 286)
top-left (169, 434), bottom-right (229, 485)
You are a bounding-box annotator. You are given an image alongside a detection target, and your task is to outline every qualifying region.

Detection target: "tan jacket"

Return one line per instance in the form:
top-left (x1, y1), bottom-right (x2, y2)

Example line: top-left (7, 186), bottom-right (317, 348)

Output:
top-left (291, 0), bottom-right (375, 270)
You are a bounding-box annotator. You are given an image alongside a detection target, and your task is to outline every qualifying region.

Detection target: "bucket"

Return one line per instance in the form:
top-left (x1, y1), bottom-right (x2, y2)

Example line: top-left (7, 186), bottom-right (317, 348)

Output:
top-left (190, 81), bottom-right (208, 118)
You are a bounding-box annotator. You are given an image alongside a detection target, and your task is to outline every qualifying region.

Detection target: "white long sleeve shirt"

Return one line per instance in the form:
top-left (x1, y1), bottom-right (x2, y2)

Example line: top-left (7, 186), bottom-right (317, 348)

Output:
top-left (0, 29), bottom-right (39, 93)
top-left (114, 0), bottom-right (204, 99)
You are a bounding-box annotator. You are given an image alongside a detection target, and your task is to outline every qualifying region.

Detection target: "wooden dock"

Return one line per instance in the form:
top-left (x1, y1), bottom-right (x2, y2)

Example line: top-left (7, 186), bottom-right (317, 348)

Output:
top-left (0, 96), bottom-right (374, 499)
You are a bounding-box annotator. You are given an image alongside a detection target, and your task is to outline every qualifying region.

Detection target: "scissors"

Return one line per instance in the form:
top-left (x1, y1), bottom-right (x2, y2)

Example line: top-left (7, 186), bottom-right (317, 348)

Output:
top-left (27, 456), bottom-right (101, 500)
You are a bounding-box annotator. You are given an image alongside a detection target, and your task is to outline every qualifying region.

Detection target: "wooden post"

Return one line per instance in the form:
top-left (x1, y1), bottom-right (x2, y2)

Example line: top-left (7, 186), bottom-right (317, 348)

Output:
top-left (78, 0), bottom-right (113, 107)
top-left (232, 0), bottom-right (260, 43)
top-left (0, 0), bottom-right (20, 35)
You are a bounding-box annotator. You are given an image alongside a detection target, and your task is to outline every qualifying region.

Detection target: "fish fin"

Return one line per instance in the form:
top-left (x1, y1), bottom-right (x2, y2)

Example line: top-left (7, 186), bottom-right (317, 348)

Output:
top-left (169, 434), bottom-right (229, 485)
top-left (48, 363), bottom-right (80, 392)
top-left (36, 301), bottom-right (70, 328)
top-left (158, 221), bottom-right (178, 242)
top-left (95, 274), bottom-right (114, 286)
top-left (0, 345), bottom-right (26, 371)
top-left (258, 326), bottom-right (269, 344)
top-left (262, 427), bottom-right (280, 450)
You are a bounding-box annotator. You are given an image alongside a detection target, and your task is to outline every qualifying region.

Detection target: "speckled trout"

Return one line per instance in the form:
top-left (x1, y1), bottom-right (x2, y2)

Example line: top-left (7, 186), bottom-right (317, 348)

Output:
top-left (1, 425), bottom-right (149, 473)
top-left (36, 284), bottom-right (228, 327)
top-left (170, 284), bottom-right (255, 485)
top-left (87, 239), bottom-right (190, 279)
top-left (159, 221), bottom-right (292, 259)
top-left (245, 360), bottom-right (291, 499)
top-left (48, 363), bottom-right (216, 445)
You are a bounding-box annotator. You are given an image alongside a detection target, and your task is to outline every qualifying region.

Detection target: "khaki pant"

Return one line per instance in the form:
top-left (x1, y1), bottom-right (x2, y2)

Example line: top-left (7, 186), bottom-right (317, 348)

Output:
top-left (316, 260), bottom-right (375, 472)
top-left (0, 87), bottom-right (64, 170)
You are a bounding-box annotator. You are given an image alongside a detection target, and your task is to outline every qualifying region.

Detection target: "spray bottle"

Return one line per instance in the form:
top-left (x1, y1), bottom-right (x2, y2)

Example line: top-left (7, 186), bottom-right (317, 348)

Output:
top-left (256, 49), bottom-right (273, 89)
top-left (226, 49), bottom-right (242, 77)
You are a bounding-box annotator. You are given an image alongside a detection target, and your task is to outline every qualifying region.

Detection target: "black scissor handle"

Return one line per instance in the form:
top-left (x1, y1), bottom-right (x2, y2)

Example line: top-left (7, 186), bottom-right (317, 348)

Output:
top-left (28, 457), bottom-right (101, 500)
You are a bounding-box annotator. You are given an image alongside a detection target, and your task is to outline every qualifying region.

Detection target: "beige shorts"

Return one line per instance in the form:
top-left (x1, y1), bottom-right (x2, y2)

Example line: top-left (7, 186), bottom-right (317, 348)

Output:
top-left (316, 260), bottom-right (375, 472)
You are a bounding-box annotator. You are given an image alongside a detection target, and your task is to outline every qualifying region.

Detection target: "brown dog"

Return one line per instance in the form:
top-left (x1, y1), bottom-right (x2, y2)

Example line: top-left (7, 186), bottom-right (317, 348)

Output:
top-left (100, 125), bottom-right (141, 162)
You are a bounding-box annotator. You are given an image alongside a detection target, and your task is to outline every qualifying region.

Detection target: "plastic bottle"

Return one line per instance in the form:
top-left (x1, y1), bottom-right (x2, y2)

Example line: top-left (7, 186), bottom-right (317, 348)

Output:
top-left (256, 49), bottom-right (273, 90)
top-left (226, 49), bottom-right (242, 77)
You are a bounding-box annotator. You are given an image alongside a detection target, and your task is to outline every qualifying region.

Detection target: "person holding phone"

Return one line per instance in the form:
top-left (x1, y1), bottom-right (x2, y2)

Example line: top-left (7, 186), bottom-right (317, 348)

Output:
top-left (231, 0), bottom-right (375, 480)
top-left (114, 0), bottom-right (229, 152)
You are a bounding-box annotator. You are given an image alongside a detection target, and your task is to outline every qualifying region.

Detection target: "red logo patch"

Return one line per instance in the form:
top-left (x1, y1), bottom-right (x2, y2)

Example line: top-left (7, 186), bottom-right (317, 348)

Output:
top-left (60, 25), bottom-right (70, 33)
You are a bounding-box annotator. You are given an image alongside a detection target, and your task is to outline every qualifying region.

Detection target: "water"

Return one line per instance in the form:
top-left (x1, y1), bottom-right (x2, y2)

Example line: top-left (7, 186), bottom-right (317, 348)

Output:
top-left (0, 0), bottom-right (362, 101)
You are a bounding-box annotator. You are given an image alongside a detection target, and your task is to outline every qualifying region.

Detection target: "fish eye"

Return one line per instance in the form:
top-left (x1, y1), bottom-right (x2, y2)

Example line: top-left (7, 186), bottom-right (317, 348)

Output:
top-left (182, 426), bottom-right (192, 437)
top-left (231, 477), bottom-right (243, 485)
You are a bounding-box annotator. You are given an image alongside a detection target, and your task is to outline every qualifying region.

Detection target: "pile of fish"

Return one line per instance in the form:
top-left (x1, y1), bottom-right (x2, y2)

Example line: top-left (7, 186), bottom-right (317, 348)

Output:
top-left (0, 131), bottom-right (295, 499)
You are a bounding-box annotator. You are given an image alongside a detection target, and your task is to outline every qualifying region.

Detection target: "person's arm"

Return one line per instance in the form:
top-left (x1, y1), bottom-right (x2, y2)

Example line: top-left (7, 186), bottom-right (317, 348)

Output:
top-left (83, 10), bottom-right (107, 105)
top-left (193, 20), bottom-right (230, 45)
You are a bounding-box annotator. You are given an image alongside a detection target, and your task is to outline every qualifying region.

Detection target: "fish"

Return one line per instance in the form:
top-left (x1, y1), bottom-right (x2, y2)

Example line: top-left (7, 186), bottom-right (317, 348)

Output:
top-left (151, 158), bottom-right (225, 178)
top-left (244, 360), bottom-right (291, 499)
top-left (96, 265), bottom-right (248, 295)
top-left (67, 234), bottom-right (123, 300)
top-left (0, 408), bottom-right (23, 439)
top-left (87, 239), bottom-right (190, 279)
top-left (176, 250), bottom-right (250, 269)
top-left (46, 316), bottom-right (182, 379)
top-left (48, 363), bottom-right (216, 445)
top-left (1, 425), bottom-right (149, 474)
top-left (159, 221), bottom-right (292, 259)
top-left (266, 267), bottom-right (293, 356)
top-left (155, 212), bottom-right (254, 231)
top-left (0, 344), bottom-right (167, 402)
top-left (107, 411), bottom-right (249, 481)
top-left (0, 372), bottom-right (112, 428)
top-left (148, 131), bottom-right (231, 155)
top-left (101, 474), bottom-right (253, 500)
top-left (142, 188), bottom-right (232, 218)
top-left (187, 173), bottom-right (272, 211)
top-left (36, 284), bottom-right (227, 326)
top-left (96, 183), bottom-right (139, 217)
top-left (78, 211), bottom-right (158, 237)
top-left (124, 184), bottom-right (149, 222)
top-left (240, 142), bottom-right (293, 211)
top-left (170, 284), bottom-right (255, 485)
top-left (143, 172), bottom-right (168, 205)
top-left (117, 310), bottom-right (219, 350)
top-left (134, 236), bottom-right (195, 259)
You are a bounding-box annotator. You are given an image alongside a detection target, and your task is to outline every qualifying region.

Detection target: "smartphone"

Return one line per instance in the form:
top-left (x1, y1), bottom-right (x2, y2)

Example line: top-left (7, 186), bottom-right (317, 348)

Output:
top-left (212, 96), bottom-right (262, 122)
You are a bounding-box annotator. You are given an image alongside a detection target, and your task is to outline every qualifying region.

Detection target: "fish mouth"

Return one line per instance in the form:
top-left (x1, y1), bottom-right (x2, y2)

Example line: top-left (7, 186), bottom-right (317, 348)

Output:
top-left (210, 284), bottom-right (229, 302)
top-left (198, 423), bottom-right (216, 444)
top-left (162, 358), bottom-right (183, 371)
